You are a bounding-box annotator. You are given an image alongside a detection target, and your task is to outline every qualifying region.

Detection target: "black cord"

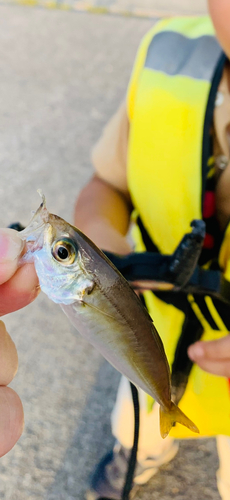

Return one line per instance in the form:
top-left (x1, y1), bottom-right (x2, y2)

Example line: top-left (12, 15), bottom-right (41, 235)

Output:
top-left (121, 383), bottom-right (140, 500)
top-left (98, 383), bottom-right (140, 500)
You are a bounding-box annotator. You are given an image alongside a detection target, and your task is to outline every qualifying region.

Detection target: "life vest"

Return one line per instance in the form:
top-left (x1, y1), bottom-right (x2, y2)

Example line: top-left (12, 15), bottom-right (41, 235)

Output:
top-left (127, 16), bottom-right (230, 438)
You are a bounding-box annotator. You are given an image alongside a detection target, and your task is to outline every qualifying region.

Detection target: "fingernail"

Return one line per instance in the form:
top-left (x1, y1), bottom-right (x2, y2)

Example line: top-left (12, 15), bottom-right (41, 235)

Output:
top-left (188, 343), bottom-right (204, 360)
top-left (0, 229), bottom-right (24, 261)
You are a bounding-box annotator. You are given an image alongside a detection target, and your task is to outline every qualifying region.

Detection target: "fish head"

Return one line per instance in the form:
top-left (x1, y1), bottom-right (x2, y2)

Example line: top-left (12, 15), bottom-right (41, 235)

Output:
top-left (20, 194), bottom-right (95, 305)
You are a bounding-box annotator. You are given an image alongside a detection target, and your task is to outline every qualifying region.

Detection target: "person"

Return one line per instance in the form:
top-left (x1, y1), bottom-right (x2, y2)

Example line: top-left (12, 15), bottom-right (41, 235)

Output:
top-left (2, 0), bottom-right (230, 497)
top-left (73, 1), bottom-right (230, 499)
top-left (0, 228), bottom-right (38, 457)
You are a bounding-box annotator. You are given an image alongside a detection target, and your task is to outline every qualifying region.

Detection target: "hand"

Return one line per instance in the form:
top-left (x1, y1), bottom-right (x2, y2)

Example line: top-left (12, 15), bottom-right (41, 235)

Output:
top-left (0, 228), bottom-right (39, 456)
top-left (188, 335), bottom-right (230, 377)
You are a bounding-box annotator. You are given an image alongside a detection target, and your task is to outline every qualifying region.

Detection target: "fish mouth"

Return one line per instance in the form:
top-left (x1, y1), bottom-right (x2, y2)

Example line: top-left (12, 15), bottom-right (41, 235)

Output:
top-left (19, 191), bottom-right (50, 262)
top-left (19, 191), bottom-right (76, 266)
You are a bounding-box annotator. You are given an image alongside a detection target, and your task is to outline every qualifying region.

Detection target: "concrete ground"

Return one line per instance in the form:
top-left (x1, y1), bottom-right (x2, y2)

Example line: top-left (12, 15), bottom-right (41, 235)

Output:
top-left (0, 4), bottom-right (221, 500)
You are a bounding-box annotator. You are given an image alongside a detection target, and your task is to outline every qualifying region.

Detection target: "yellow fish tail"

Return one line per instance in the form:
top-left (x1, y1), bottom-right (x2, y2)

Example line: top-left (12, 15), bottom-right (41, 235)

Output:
top-left (159, 402), bottom-right (199, 439)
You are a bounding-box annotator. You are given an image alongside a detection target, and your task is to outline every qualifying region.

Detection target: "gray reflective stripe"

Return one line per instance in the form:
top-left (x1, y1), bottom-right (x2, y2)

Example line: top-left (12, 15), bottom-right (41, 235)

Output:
top-left (145, 31), bottom-right (222, 81)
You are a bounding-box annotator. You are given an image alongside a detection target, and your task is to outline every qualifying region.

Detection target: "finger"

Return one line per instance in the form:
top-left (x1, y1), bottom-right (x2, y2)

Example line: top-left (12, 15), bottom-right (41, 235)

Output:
top-left (0, 263), bottom-right (39, 316)
top-left (0, 321), bottom-right (18, 385)
top-left (188, 336), bottom-right (230, 362)
top-left (0, 386), bottom-right (24, 457)
top-left (191, 357), bottom-right (230, 378)
top-left (0, 229), bottom-right (24, 284)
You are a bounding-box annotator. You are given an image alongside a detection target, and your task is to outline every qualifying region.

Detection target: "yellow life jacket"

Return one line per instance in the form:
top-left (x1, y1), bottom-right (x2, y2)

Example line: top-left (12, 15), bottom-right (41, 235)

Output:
top-left (127, 16), bottom-right (230, 438)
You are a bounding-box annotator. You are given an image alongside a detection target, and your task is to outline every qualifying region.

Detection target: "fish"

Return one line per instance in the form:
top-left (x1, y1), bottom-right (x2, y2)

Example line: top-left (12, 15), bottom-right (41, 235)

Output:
top-left (20, 193), bottom-right (199, 439)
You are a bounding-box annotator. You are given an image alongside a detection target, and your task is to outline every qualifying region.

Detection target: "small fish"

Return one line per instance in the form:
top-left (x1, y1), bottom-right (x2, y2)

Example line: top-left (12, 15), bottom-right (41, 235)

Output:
top-left (20, 194), bottom-right (199, 438)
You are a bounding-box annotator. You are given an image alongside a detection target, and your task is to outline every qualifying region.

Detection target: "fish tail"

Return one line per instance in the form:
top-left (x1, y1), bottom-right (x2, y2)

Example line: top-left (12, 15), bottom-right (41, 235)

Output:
top-left (159, 402), bottom-right (199, 439)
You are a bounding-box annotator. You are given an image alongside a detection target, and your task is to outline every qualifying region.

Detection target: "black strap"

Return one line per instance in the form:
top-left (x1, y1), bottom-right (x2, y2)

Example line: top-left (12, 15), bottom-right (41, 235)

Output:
top-left (105, 219), bottom-right (206, 288)
top-left (105, 250), bottom-right (230, 304)
top-left (121, 384), bottom-right (140, 500)
top-left (103, 216), bottom-right (230, 304)
top-left (201, 52), bottom-right (226, 206)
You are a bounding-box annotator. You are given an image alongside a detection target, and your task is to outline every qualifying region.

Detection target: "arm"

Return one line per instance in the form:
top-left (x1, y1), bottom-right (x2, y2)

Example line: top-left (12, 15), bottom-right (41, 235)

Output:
top-left (74, 174), bottom-right (133, 255)
top-left (208, 0), bottom-right (230, 58)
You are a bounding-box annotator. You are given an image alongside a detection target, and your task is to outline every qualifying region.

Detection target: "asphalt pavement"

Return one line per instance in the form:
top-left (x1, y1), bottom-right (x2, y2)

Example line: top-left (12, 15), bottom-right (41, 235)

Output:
top-left (0, 4), bottom-right (221, 500)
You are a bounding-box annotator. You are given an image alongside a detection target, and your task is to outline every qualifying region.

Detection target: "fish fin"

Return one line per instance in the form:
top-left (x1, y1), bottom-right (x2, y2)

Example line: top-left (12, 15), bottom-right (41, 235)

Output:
top-left (159, 402), bottom-right (199, 439)
top-left (74, 301), bottom-right (117, 321)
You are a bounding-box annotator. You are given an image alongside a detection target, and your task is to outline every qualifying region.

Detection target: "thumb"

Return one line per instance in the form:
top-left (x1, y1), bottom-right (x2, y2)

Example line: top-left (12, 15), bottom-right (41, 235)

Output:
top-left (0, 229), bottom-right (24, 284)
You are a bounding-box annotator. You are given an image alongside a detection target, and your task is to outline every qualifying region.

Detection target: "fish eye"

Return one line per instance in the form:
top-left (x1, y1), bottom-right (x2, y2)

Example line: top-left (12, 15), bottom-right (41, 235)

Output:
top-left (51, 239), bottom-right (77, 265)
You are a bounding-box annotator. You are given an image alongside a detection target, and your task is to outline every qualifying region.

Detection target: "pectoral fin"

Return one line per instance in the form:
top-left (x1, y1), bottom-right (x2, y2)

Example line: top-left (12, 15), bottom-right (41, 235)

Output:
top-left (74, 301), bottom-right (117, 321)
